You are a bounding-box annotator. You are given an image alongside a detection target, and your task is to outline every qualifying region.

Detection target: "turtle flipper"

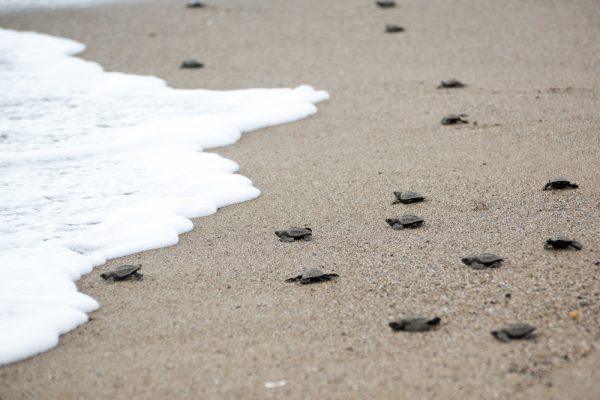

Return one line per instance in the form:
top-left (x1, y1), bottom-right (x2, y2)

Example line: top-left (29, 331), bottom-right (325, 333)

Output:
top-left (132, 272), bottom-right (144, 281)
top-left (279, 235), bottom-right (295, 242)
top-left (491, 330), bottom-right (511, 342)
top-left (570, 241), bottom-right (583, 250)
top-left (470, 261), bottom-right (486, 270)
top-left (100, 272), bottom-right (115, 283)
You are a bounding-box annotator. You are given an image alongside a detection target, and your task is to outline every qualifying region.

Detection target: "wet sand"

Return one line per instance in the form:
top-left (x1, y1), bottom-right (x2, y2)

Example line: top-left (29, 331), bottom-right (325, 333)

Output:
top-left (1, 0), bottom-right (600, 398)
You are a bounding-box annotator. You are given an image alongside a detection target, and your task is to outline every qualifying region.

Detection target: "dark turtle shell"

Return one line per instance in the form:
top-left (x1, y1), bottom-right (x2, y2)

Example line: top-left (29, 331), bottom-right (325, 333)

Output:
top-left (389, 316), bottom-right (441, 332)
top-left (180, 59), bottom-right (204, 69)
top-left (441, 114), bottom-right (468, 125)
top-left (461, 253), bottom-right (504, 269)
top-left (491, 323), bottom-right (536, 342)
top-left (284, 227), bottom-right (312, 237)
top-left (437, 79), bottom-right (466, 89)
top-left (392, 191), bottom-right (425, 204)
top-left (543, 177), bottom-right (578, 190)
top-left (275, 227), bottom-right (312, 241)
top-left (285, 267), bottom-right (339, 284)
top-left (100, 264), bottom-right (142, 281)
top-left (114, 264), bottom-right (141, 278)
top-left (376, 0), bottom-right (396, 8)
top-left (385, 24), bottom-right (405, 33)
top-left (386, 215), bottom-right (424, 229)
top-left (545, 236), bottom-right (582, 250)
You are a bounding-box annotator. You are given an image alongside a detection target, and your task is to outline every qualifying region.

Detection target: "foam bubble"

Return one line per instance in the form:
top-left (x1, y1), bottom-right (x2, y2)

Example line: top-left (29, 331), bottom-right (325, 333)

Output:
top-left (0, 28), bottom-right (328, 365)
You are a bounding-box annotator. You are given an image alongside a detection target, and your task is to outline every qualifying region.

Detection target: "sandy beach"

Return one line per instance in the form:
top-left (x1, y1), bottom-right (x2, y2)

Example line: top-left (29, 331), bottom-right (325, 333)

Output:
top-left (1, 0), bottom-right (600, 398)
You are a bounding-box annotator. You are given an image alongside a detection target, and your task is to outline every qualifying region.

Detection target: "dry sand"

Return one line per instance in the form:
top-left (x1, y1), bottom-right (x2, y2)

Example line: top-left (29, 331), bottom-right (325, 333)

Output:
top-left (1, 0), bottom-right (600, 398)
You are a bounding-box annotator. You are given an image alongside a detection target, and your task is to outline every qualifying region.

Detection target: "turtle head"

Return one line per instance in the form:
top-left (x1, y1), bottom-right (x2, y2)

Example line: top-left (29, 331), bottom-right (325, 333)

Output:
top-left (100, 272), bottom-right (110, 280)
top-left (461, 257), bottom-right (471, 265)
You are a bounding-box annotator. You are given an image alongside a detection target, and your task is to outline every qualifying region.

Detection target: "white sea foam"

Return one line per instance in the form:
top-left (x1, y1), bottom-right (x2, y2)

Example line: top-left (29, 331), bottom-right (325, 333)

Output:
top-left (0, 28), bottom-right (328, 365)
top-left (0, 0), bottom-right (132, 12)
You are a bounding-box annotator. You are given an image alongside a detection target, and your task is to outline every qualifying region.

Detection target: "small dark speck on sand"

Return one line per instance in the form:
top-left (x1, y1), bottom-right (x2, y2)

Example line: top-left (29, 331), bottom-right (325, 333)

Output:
top-left (181, 60), bottom-right (204, 69)
top-left (385, 24), bottom-right (405, 33)
top-left (441, 114), bottom-right (468, 125)
top-left (437, 79), bottom-right (466, 89)
top-left (376, 0), bottom-right (396, 8)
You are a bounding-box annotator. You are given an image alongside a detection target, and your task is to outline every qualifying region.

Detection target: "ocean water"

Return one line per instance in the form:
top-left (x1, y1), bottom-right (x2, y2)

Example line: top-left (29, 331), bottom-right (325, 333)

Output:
top-left (0, 28), bottom-right (328, 365)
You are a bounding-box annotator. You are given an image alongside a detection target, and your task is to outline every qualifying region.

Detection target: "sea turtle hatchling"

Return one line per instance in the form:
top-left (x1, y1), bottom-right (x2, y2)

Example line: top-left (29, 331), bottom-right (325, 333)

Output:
top-left (389, 316), bottom-right (441, 332)
top-left (385, 24), bottom-right (405, 33)
top-left (376, 0), bottom-right (396, 8)
top-left (437, 79), bottom-right (466, 89)
top-left (491, 323), bottom-right (536, 342)
top-left (461, 253), bottom-right (504, 269)
top-left (386, 215), bottom-right (424, 230)
top-left (186, 0), bottom-right (205, 7)
top-left (392, 191), bottom-right (425, 204)
top-left (180, 59), bottom-right (204, 69)
top-left (285, 267), bottom-right (339, 284)
top-left (441, 114), bottom-right (468, 125)
top-left (100, 264), bottom-right (143, 282)
top-left (545, 236), bottom-right (583, 250)
top-left (275, 227), bottom-right (312, 242)
top-left (543, 177), bottom-right (578, 190)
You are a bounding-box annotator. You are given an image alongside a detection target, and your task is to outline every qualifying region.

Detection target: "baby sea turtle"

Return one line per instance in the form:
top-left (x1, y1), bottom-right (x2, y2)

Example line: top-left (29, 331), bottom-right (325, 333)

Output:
top-left (275, 227), bottom-right (312, 242)
top-left (461, 253), bottom-right (504, 269)
top-left (100, 264), bottom-right (143, 282)
top-left (441, 114), bottom-right (468, 125)
top-left (180, 59), bottom-right (204, 69)
top-left (545, 236), bottom-right (582, 250)
top-left (389, 316), bottom-right (441, 332)
top-left (543, 177), bottom-right (578, 190)
top-left (392, 191), bottom-right (425, 204)
top-left (385, 24), bottom-right (405, 33)
top-left (376, 0), bottom-right (396, 8)
top-left (285, 267), bottom-right (339, 284)
top-left (186, 0), bottom-right (205, 7)
top-left (491, 323), bottom-right (536, 342)
top-left (437, 79), bottom-right (466, 89)
top-left (386, 215), bottom-right (424, 230)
